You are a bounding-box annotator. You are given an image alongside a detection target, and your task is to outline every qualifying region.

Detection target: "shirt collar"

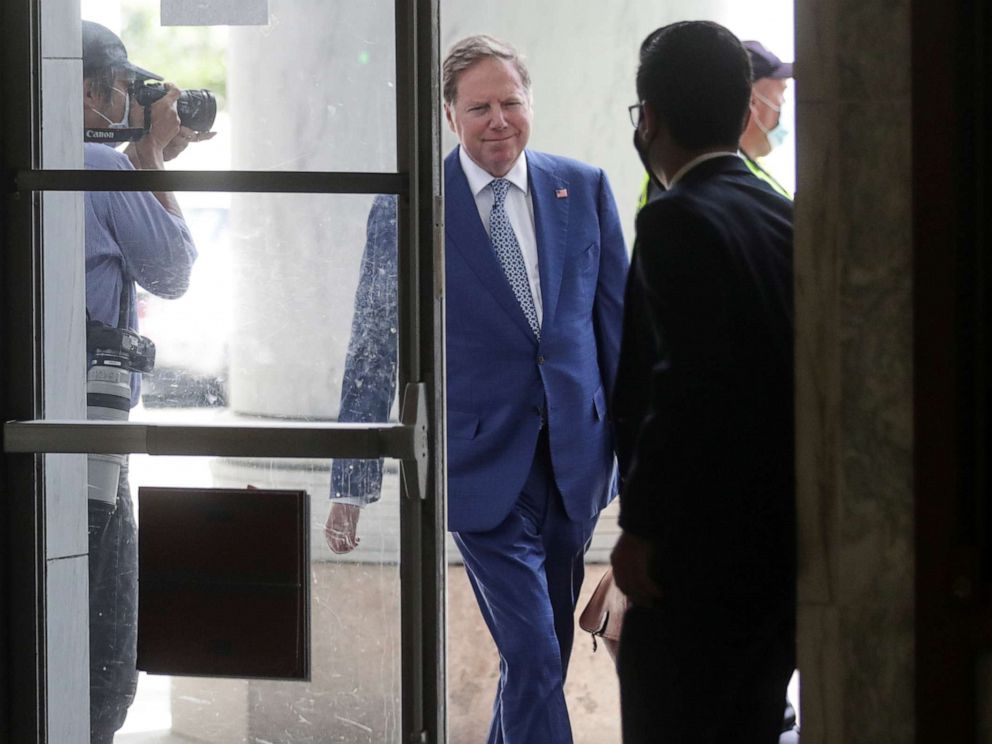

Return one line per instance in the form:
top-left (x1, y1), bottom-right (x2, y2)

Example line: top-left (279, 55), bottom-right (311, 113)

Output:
top-left (459, 146), bottom-right (529, 197)
top-left (666, 150), bottom-right (738, 189)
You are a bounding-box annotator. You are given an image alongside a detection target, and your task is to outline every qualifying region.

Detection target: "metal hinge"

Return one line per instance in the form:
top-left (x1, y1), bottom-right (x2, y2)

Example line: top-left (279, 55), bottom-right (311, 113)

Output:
top-left (399, 382), bottom-right (429, 500)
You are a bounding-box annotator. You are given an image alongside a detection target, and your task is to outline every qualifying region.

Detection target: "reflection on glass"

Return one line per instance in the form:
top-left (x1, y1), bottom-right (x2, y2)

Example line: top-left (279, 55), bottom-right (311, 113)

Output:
top-left (83, 186), bottom-right (399, 742)
top-left (78, 0), bottom-right (396, 173)
top-left (113, 454), bottom-right (403, 743)
top-left (74, 191), bottom-right (397, 424)
top-left (71, 6), bottom-right (403, 741)
top-left (136, 194), bottom-right (231, 408)
top-left (81, 187), bottom-right (399, 742)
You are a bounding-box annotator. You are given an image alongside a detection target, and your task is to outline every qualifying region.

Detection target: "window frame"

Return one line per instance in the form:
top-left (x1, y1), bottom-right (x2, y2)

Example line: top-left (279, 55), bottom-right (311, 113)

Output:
top-left (0, 1), bottom-right (445, 741)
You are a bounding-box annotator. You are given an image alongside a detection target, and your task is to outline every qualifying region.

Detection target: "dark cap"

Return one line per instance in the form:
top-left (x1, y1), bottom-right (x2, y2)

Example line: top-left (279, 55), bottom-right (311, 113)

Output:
top-left (743, 40), bottom-right (793, 81)
top-left (82, 20), bottom-right (162, 81)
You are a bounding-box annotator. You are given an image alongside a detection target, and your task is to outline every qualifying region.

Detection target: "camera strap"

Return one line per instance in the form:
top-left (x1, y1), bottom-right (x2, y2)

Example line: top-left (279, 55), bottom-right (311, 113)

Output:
top-left (83, 126), bottom-right (146, 143)
top-left (84, 274), bottom-right (132, 333)
top-left (117, 278), bottom-right (133, 330)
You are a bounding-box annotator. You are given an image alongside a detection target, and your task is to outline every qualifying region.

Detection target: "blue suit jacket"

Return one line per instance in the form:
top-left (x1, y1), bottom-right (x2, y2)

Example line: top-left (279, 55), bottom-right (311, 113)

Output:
top-left (332, 147), bottom-right (628, 533)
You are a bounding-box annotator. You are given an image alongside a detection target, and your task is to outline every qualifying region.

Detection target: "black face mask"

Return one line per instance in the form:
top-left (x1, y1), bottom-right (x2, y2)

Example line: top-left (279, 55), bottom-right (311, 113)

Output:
top-left (633, 128), bottom-right (665, 193)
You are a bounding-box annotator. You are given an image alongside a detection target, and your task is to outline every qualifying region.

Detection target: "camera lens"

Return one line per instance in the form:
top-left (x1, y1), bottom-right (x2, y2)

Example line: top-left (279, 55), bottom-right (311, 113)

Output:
top-left (177, 89), bottom-right (217, 133)
top-left (134, 83), bottom-right (217, 133)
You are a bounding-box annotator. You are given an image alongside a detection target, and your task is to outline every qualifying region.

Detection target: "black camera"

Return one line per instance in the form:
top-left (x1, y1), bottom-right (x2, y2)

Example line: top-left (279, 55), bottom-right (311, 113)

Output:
top-left (85, 322), bottom-right (155, 506)
top-left (132, 81), bottom-right (217, 133)
top-left (87, 322), bottom-right (156, 374)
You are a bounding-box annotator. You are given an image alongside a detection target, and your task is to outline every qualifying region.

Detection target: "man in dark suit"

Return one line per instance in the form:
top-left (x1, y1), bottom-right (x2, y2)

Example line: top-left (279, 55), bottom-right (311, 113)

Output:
top-left (325, 34), bottom-right (628, 744)
top-left (610, 21), bottom-right (795, 744)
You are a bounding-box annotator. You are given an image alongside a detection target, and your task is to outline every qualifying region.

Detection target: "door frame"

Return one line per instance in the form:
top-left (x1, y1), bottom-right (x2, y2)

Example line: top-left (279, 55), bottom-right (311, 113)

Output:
top-left (0, 1), bottom-right (446, 741)
top-left (914, 0), bottom-right (992, 739)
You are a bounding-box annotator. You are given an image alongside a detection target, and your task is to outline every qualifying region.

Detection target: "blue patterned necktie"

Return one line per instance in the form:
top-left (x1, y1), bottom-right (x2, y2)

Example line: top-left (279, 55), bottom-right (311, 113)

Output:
top-left (489, 178), bottom-right (540, 339)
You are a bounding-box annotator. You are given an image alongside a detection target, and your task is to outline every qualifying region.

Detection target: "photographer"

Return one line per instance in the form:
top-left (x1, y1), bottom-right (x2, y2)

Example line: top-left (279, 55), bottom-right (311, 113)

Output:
top-left (82, 20), bottom-right (211, 743)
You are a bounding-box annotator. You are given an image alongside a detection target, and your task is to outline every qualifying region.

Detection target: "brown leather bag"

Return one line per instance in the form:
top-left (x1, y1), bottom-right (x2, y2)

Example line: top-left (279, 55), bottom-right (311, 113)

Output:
top-left (578, 566), bottom-right (629, 663)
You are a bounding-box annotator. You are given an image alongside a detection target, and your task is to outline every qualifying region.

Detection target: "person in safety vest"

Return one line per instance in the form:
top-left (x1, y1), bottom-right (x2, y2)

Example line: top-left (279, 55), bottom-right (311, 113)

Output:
top-left (636, 38), bottom-right (794, 210)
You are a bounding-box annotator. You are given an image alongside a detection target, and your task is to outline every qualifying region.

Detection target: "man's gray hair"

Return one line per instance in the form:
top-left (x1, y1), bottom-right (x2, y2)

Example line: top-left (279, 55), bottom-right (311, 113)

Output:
top-left (442, 34), bottom-right (531, 105)
top-left (86, 66), bottom-right (124, 101)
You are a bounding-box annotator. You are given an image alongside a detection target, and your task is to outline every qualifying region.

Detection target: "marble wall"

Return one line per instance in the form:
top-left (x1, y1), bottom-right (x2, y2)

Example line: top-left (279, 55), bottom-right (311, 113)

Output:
top-left (793, 0), bottom-right (915, 741)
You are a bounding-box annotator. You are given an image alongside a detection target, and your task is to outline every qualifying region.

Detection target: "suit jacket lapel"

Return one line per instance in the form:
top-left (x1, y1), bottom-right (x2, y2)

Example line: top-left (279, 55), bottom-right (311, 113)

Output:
top-left (528, 153), bottom-right (569, 334)
top-left (445, 149), bottom-right (537, 341)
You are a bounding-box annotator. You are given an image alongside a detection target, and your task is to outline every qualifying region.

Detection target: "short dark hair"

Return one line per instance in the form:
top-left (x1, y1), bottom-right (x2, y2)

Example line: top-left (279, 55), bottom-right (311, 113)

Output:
top-left (636, 21), bottom-right (752, 151)
top-left (442, 34), bottom-right (531, 106)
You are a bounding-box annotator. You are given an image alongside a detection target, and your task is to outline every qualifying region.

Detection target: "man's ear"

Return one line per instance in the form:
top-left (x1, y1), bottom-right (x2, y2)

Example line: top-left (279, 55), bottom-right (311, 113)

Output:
top-left (640, 102), bottom-right (658, 141)
top-left (444, 103), bottom-right (456, 134)
top-left (83, 78), bottom-right (102, 108)
top-left (742, 105), bottom-right (754, 132)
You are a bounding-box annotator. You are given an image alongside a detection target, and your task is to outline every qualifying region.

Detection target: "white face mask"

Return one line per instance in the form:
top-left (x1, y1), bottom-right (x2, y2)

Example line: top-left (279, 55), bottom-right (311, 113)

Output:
top-left (752, 89), bottom-right (791, 151)
top-left (89, 85), bottom-right (131, 128)
top-left (755, 115), bottom-right (789, 150)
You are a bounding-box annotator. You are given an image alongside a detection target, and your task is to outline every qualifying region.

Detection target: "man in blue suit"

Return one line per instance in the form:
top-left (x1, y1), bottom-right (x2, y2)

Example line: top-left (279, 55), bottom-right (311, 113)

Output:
top-left (324, 34), bottom-right (627, 744)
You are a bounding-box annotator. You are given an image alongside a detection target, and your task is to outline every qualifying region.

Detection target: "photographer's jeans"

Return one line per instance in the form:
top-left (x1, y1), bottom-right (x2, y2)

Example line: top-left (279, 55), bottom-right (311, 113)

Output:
top-left (88, 459), bottom-right (138, 744)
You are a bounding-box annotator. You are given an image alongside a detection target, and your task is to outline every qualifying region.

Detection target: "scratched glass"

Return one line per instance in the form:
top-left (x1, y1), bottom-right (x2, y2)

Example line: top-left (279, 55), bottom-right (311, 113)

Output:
top-left (118, 454), bottom-right (404, 743)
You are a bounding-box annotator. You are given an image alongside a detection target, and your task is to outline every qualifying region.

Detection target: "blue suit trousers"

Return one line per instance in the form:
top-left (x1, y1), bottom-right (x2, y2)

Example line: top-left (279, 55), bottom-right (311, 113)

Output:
top-left (453, 432), bottom-right (598, 744)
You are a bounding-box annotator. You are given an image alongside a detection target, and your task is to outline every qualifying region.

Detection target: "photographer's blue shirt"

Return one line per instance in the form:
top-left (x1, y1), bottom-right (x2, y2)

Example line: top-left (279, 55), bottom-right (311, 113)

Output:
top-left (84, 143), bottom-right (197, 404)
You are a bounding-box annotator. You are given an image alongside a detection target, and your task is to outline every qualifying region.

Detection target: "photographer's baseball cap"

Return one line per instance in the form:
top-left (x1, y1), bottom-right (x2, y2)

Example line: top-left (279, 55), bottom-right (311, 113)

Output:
top-left (743, 40), bottom-right (793, 81)
top-left (82, 20), bottom-right (163, 81)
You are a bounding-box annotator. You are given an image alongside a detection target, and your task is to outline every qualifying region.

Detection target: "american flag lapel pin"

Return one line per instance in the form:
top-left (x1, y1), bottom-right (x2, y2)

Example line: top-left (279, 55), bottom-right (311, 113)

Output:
top-left (555, 187), bottom-right (568, 199)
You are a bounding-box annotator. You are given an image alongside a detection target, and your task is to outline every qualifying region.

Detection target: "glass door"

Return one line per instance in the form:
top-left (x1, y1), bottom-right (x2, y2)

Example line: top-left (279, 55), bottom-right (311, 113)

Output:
top-left (1, 1), bottom-right (444, 742)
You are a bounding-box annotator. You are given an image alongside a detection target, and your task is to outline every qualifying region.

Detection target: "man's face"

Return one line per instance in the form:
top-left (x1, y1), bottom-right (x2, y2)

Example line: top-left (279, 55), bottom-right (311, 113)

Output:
top-left (445, 57), bottom-right (532, 177)
top-left (83, 75), bottom-right (132, 128)
top-left (750, 78), bottom-right (787, 143)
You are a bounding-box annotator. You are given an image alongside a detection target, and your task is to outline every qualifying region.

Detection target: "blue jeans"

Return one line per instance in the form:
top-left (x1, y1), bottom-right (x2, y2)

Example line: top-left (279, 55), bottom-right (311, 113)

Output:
top-left (88, 460), bottom-right (138, 744)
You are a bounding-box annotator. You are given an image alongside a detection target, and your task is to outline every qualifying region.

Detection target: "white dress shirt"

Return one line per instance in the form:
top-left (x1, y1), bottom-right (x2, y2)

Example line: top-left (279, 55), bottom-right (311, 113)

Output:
top-left (458, 147), bottom-right (543, 326)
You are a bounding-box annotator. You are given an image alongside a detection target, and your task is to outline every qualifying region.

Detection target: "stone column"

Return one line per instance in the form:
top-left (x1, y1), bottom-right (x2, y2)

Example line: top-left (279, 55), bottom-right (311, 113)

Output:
top-left (226, 0), bottom-right (397, 420)
top-left (794, 1), bottom-right (914, 741)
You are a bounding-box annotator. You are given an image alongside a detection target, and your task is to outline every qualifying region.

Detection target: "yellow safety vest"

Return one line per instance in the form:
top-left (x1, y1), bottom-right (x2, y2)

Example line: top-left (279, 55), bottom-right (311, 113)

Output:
top-left (636, 153), bottom-right (792, 211)
top-left (741, 152), bottom-right (792, 200)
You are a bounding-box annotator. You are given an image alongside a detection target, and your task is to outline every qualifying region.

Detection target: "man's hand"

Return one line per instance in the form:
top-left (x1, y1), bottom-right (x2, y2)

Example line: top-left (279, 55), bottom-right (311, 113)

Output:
top-left (137, 83), bottom-right (182, 150)
top-left (324, 503), bottom-right (361, 554)
top-left (125, 83), bottom-right (182, 170)
top-left (610, 530), bottom-right (662, 607)
top-left (162, 126), bottom-right (217, 162)
top-left (122, 84), bottom-right (217, 219)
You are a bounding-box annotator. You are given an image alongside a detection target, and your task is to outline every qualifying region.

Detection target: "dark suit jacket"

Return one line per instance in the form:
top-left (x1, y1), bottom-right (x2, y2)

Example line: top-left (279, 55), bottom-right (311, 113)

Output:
top-left (615, 155), bottom-right (794, 604)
